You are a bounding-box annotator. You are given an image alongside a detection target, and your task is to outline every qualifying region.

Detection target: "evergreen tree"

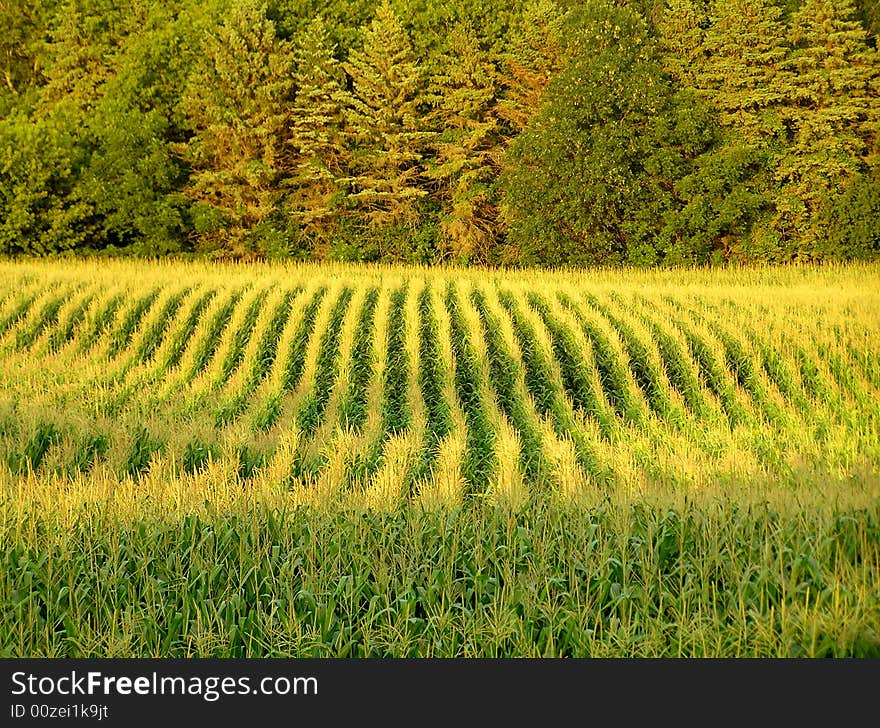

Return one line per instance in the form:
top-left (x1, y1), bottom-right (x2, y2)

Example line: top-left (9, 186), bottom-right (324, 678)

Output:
top-left (658, 0), bottom-right (778, 261)
top-left (405, 0), bottom-right (525, 58)
top-left (700, 0), bottom-right (794, 144)
top-left (856, 0), bottom-right (879, 43)
top-left (176, 0), bottom-right (294, 256)
top-left (343, 1), bottom-right (433, 230)
top-left (661, 0), bottom-right (800, 260)
top-left (495, 0), bottom-right (566, 133)
top-left (427, 23), bottom-right (502, 263)
top-left (657, 0), bottom-right (709, 89)
top-left (38, 0), bottom-right (130, 114)
top-left (0, 0), bottom-right (57, 112)
top-left (286, 16), bottom-right (347, 251)
top-left (776, 0), bottom-right (880, 253)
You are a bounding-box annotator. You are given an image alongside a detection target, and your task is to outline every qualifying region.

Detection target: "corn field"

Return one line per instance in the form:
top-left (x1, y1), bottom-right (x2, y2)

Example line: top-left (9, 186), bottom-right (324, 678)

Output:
top-left (2, 259), bottom-right (878, 509)
top-left (1, 260), bottom-right (879, 657)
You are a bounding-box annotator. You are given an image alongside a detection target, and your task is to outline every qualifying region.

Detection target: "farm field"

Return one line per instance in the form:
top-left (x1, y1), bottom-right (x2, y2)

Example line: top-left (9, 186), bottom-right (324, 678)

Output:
top-left (1, 259), bottom-right (879, 657)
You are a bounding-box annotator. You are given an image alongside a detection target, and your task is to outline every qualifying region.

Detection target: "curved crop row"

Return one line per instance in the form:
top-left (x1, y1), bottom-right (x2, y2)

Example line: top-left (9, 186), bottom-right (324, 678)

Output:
top-left (444, 282), bottom-right (496, 494)
top-left (471, 288), bottom-right (545, 484)
top-left (498, 290), bottom-right (608, 487)
top-left (188, 289), bottom-right (245, 378)
top-left (0, 263), bottom-right (876, 498)
top-left (297, 288), bottom-right (354, 434)
top-left (339, 288), bottom-right (380, 431)
top-left (526, 292), bottom-right (612, 438)
top-left (585, 295), bottom-right (679, 423)
top-left (558, 292), bottom-right (641, 423)
top-left (162, 289), bottom-right (217, 370)
top-left (107, 288), bottom-right (160, 360)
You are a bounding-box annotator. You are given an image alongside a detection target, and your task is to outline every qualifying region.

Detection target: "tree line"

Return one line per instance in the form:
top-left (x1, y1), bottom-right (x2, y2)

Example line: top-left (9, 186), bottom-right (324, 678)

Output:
top-left (1, 0), bottom-right (879, 265)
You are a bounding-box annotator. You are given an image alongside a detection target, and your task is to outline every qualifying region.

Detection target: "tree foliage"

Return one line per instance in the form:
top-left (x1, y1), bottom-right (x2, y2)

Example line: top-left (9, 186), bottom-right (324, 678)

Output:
top-left (775, 0), bottom-right (880, 255)
top-left (287, 15), bottom-right (348, 252)
top-left (342, 1), bottom-right (433, 231)
top-left (502, 2), bottom-right (745, 265)
top-left (428, 23), bottom-right (502, 263)
top-left (0, 0), bottom-right (877, 264)
top-left (176, 0), bottom-right (295, 256)
top-left (0, 110), bottom-right (92, 255)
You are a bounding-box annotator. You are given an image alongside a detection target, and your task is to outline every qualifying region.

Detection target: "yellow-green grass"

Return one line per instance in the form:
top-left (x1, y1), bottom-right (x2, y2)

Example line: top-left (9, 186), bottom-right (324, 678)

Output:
top-left (0, 259), bottom-right (878, 657)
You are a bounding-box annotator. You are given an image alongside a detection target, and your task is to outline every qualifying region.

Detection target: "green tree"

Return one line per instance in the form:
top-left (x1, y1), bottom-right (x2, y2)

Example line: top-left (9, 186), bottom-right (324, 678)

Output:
top-left (500, 2), bottom-right (696, 265)
top-left (37, 0), bottom-right (130, 114)
top-left (0, 111), bottom-right (93, 255)
top-left (658, 123), bottom-right (772, 264)
top-left (775, 0), bottom-right (880, 253)
top-left (427, 23), bottom-right (503, 263)
top-left (342, 1), bottom-right (434, 231)
top-left (657, 0), bottom-right (778, 262)
top-left (700, 0), bottom-right (794, 144)
top-left (78, 103), bottom-right (189, 254)
top-left (286, 16), bottom-right (347, 253)
top-left (393, 0), bottom-right (526, 57)
top-left (856, 0), bottom-right (879, 43)
top-left (657, 0), bottom-right (709, 89)
top-left (267, 0), bottom-right (374, 50)
top-left (71, 7), bottom-right (205, 255)
top-left (495, 0), bottom-right (566, 134)
top-left (176, 0), bottom-right (295, 256)
top-left (659, 0), bottom-right (812, 261)
top-left (820, 166), bottom-right (880, 258)
top-left (0, 0), bottom-right (58, 113)
top-left (0, 1), bottom-right (210, 256)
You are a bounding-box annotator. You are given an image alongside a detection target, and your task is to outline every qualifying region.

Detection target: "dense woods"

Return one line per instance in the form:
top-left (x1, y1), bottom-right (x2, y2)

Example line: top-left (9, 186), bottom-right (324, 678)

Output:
top-left (1, 0), bottom-right (879, 265)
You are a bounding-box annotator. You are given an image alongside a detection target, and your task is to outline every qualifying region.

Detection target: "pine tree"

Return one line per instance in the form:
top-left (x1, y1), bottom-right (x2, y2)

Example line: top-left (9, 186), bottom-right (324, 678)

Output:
top-left (427, 23), bottom-right (502, 263)
top-left (776, 0), bottom-right (880, 251)
top-left (856, 0), bottom-right (880, 43)
top-left (0, 0), bottom-right (55, 108)
top-left (176, 0), bottom-right (294, 255)
top-left (342, 1), bottom-right (433, 230)
top-left (700, 0), bottom-right (794, 144)
top-left (287, 16), bottom-right (347, 250)
top-left (657, 0), bottom-right (709, 88)
top-left (38, 0), bottom-right (122, 113)
top-left (495, 0), bottom-right (566, 133)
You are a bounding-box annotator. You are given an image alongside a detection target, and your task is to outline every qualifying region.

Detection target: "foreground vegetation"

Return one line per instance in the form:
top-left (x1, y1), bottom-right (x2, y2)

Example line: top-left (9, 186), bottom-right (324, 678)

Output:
top-left (4, 498), bottom-right (880, 657)
top-left (0, 259), bottom-right (878, 656)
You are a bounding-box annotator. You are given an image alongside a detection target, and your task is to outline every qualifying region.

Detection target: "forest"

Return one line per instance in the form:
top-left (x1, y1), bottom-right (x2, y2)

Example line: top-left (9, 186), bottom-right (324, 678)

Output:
top-left (1, 0), bottom-right (879, 265)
